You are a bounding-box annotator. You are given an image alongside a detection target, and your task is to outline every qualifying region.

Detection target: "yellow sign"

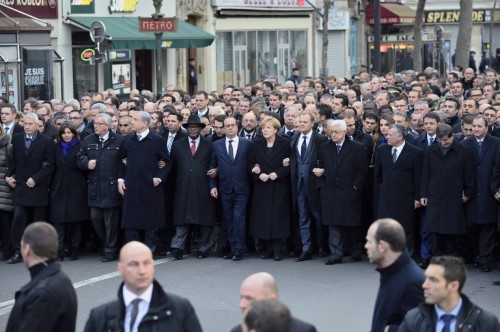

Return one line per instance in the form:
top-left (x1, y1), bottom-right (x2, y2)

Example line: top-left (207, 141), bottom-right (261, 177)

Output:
top-left (108, 0), bottom-right (138, 13)
top-left (424, 10), bottom-right (486, 23)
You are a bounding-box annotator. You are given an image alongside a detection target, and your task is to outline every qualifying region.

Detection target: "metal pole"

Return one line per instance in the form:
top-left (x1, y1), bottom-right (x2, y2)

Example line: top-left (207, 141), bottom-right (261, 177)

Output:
top-left (373, 0), bottom-right (381, 73)
top-left (153, 0), bottom-right (163, 97)
top-left (155, 32), bottom-right (162, 96)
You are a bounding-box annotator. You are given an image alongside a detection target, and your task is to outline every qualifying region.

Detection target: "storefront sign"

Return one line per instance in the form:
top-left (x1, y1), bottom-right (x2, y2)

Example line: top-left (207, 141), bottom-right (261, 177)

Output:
top-left (139, 18), bottom-right (176, 32)
top-left (212, 0), bottom-right (306, 8)
top-left (80, 48), bottom-right (95, 62)
top-left (109, 50), bottom-right (131, 61)
top-left (424, 10), bottom-right (486, 23)
top-left (318, 10), bottom-right (349, 30)
top-left (108, 0), bottom-right (138, 13)
top-left (0, 0), bottom-right (57, 19)
top-left (22, 48), bottom-right (53, 100)
top-left (71, 0), bottom-right (94, 14)
top-left (368, 32), bottom-right (453, 43)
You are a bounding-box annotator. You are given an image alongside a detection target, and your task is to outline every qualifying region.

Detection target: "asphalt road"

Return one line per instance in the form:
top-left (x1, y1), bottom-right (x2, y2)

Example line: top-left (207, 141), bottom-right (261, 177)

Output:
top-left (1, 253), bottom-right (500, 332)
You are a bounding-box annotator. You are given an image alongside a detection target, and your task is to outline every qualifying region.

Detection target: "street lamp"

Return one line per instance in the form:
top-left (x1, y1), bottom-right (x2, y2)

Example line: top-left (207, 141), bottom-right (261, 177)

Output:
top-left (152, 0), bottom-right (163, 97)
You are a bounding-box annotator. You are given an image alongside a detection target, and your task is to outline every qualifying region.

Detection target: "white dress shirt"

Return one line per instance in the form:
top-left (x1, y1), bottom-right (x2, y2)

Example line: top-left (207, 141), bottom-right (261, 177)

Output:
top-left (123, 284), bottom-right (153, 332)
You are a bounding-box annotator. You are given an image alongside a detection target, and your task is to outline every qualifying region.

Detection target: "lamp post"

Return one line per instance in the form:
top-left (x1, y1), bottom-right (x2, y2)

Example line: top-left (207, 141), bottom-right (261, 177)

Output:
top-left (153, 0), bottom-right (163, 96)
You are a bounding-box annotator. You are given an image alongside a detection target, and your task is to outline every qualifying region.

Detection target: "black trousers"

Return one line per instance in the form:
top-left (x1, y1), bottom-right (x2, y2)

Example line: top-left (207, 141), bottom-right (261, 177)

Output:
top-left (54, 222), bottom-right (83, 254)
top-left (431, 233), bottom-right (460, 257)
top-left (12, 205), bottom-right (46, 253)
top-left (90, 207), bottom-right (120, 254)
top-left (468, 223), bottom-right (496, 264)
top-left (0, 210), bottom-right (14, 259)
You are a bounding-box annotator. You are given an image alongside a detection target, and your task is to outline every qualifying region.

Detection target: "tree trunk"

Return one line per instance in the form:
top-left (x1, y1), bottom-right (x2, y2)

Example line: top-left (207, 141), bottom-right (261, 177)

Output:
top-left (321, 0), bottom-right (331, 78)
top-left (412, 0), bottom-right (426, 73)
top-left (455, 0), bottom-right (473, 69)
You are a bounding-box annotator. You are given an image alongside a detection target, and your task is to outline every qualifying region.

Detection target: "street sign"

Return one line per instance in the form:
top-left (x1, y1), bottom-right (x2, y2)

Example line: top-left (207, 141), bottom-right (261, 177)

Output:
top-left (90, 21), bottom-right (106, 43)
top-left (81, 48), bottom-right (95, 62)
top-left (139, 17), bottom-right (176, 32)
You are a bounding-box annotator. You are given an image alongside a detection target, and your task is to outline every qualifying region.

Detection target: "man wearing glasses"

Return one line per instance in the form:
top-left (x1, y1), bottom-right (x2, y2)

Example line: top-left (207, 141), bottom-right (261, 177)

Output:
top-left (77, 113), bottom-right (124, 262)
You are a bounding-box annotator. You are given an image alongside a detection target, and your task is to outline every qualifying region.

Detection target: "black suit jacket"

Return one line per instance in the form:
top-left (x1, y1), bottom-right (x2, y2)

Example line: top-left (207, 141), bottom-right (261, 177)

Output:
top-left (6, 131), bottom-right (54, 206)
top-left (231, 316), bottom-right (317, 332)
top-left (374, 143), bottom-right (423, 233)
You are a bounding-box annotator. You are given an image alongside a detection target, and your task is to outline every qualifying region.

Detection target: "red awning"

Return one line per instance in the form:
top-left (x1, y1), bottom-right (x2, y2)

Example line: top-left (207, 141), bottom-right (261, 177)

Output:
top-left (365, 3), bottom-right (416, 25)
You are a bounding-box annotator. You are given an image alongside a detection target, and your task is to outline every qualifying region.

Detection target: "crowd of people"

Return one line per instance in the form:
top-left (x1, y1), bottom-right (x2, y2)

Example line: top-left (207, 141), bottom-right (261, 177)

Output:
top-left (0, 65), bottom-right (500, 273)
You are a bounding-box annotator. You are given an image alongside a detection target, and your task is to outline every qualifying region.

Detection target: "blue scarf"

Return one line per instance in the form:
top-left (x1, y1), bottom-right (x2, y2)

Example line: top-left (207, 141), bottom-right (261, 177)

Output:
top-left (61, 139), bottom-right (78, 159)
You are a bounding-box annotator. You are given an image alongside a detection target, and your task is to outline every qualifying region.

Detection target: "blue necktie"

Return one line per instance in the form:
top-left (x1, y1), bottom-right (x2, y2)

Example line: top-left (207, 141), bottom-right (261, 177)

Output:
top-left (441, 314), bottom-right (454, 332)
top-left (228, 140), bottom-right (234, 161)
top-left (25, 137), bottom-right (32, 150)
top-left (301, 136), bottom-right (307, 161)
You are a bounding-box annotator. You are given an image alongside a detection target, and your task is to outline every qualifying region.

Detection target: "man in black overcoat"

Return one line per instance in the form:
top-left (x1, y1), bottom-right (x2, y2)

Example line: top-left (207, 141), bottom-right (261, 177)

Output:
top-left (462, 116), bottom-right (500, 272)
top-left (374, 124), bottom-right (423, 255)
top-left (420, 124), bottom-right (476, 257)
top-left (170, 115), bottom-right (215, 259)
top-left (5, 112), bottom-right (54, 264)
top-left (315, 119), bottom-right (368, 265)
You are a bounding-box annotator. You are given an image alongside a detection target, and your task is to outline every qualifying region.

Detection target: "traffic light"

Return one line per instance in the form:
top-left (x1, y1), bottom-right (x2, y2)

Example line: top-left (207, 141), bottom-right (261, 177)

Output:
top-left (483, 42), bottom-right (491, 50)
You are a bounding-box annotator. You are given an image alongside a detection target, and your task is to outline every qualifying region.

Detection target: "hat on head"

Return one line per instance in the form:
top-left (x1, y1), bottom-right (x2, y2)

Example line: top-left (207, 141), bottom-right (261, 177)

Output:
top-left (182, 114), bottom-right (206, 129)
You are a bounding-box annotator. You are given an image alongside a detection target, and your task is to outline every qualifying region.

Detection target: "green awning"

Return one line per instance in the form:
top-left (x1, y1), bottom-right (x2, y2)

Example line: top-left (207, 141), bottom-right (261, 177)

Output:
top-left (66, 16), bottom-right (215, 49)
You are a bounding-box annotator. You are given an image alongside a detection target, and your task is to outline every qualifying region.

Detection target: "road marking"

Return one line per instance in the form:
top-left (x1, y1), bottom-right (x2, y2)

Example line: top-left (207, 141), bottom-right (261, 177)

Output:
top-left (0, 257), bottom-right (175, 317)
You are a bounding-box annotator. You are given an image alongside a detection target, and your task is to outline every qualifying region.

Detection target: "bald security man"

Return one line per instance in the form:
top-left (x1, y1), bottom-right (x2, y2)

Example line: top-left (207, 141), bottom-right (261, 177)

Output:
top-left (230, 272), bottom-right (317, 332)
top-left (84, 241), bottom-right (202, 332)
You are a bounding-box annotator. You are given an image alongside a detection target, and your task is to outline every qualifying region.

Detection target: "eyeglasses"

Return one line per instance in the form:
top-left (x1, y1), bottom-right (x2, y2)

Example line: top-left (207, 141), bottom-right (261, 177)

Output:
top-left (94, 122), bottom-right (108, 126)
top-left (224, 123), bottom-right (237, 128)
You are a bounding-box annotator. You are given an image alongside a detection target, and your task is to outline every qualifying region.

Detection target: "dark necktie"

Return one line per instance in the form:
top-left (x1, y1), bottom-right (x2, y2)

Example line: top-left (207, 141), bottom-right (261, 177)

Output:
top-left (441, 314), bottom-right (454, 332)
top-left (129, 298), bottom-right (141, 332)
top-left (478, 140), bottom-right (482, 154)
top-left (99, 137), bottom-right (104, 145)
top-left (428, 137), bottom-right (434, 147)
top-left (190, 140), bottom-right (196, 156)
top-left (137, 134), bottom-right (142, 142)
top-left (228, 139), bottom-right (234, 161)
top-left (336, 144), bottom-right (341, 155)
top-left (392, 148), bottom-right (397, 163)
top-left (25, 137), bottom-right (32, 150)
top-left (4, 126), bottom-right (9, 134)
top-left (246, 134), bottom-right (252, 140)
top-left (301, 135), bottom-right (307, 161)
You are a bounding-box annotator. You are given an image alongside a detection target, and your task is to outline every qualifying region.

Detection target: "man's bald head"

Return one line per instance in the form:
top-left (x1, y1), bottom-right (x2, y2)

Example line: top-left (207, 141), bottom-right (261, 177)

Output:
top-left (118, 241), bottom-right (155, 296)
top-left (239, 272), bottom-right (278, 312)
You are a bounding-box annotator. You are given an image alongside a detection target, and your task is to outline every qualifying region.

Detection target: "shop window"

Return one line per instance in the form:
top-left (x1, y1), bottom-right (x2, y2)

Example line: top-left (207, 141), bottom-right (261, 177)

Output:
top-left (72, 47), bottom-right (97, 99)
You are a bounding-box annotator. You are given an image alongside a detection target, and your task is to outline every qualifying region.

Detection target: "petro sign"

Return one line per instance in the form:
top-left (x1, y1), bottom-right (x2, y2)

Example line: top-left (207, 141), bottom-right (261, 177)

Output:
top-left (80, 48), bottom-right (95, 62)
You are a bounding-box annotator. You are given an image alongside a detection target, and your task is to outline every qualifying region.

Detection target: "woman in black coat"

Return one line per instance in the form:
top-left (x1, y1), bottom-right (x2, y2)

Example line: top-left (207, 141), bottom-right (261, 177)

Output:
top-left (50, 121), bottom-right (90, 260)
top-left (249, 117), bottom-right (291, 261)
top-left (0, 129), bottom-right (13, 260)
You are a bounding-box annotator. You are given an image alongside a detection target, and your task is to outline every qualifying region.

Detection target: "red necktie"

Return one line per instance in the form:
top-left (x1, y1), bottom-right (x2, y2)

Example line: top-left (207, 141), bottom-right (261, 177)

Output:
top-left (191, 140), bottom-right (196, 156)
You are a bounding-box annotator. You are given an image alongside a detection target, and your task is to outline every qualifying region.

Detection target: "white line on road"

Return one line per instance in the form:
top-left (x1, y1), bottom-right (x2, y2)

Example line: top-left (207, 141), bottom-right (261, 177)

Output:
top-left (0, 256), bottom-right (175, 317)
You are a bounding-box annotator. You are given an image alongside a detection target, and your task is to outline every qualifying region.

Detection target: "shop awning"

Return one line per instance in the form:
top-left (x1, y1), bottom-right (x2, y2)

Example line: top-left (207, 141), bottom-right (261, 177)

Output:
top-left (365, 4), bottom-right (416, 25)
top-left (65, 16), bottom-right (215, 49)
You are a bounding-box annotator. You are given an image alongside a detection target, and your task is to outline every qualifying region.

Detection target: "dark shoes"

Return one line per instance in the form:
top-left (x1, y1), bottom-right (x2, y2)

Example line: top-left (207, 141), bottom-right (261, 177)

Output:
top-left (232, 251), bottom-right (243, 261)
top-left (197, 250), bottom-right (208, 259)
top-left (172, 248), bottom-right (184, 260)
top-left (7, 253), bottom-right (23, 264)
top-left (325, 257), bottom-right (342, 265)
top-left (260, 252), bottom-right (273, 260)
top-left (295, 251), bottom-right (312, 262)
top-left (317, 249), bottom-right (328, 257)
top-left (102, 252), bottom-right (116, 263)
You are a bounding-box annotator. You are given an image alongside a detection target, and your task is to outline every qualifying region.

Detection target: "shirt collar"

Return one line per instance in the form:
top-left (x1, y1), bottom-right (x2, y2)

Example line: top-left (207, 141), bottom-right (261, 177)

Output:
top-left (99, 132), bottom-right (110, 141)
top-left (393, 141), bottom-right (405, 154)
top-left (136, 129), bottom-right (150, 138)
top-left (122, 283), bottom-right (153, 307)
top-left (226, 136), bottom-right (239, 143)
top-left (301, 130), bottom-right (313, 140)
top-left (435, 297), bottom-right (462, 320)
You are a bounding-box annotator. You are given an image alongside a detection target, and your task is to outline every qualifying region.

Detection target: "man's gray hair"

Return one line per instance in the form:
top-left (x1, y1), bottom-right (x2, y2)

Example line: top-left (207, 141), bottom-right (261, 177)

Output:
top-left (24, 112), bottom-right (39, 123)
top-left (91, 102), bottom-right (107, 113)
top-left (96, 113), bottom-right (112, 126)
top-left (138, 111), bottom-right (151, 126)
top-left (329, 119), bottom-right (347, 131)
